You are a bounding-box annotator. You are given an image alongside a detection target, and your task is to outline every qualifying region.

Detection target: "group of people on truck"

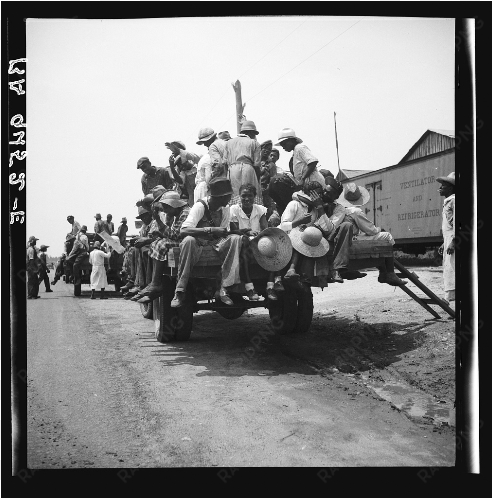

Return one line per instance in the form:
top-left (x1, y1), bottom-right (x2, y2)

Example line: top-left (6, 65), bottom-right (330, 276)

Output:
top-left (119, 121), bottom-right (407, 308)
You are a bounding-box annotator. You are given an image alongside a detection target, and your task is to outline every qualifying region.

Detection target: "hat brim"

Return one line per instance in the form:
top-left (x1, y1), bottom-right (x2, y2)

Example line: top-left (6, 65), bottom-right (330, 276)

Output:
top-left (210, 189), bottom-right (234, 197)
top-left (153, 192), bottom-right (188, 208)
top-left (336, 186), bottom-right (371, 207)
top-left (196, 132), bottom-right (216, 145)
top-left (274, 136), bottom-right (303, 146)
top-left (250, 228), bottom-right (293, 271)
top-left (289, 227), bottom-right (330, 258)
top-left (242, 129), bottom-right (259, 135)
top-left (436, 177), bottom-right (455, 185)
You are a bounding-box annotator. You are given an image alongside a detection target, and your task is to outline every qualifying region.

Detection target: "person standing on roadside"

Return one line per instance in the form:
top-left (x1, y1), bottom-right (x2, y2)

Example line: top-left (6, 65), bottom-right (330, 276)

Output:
top-left (27, 236), bottom-right (41, 299)
top-left (89, 241), bottom-right (111, 300)
top-left (437, 172), bottom-right (455, 303)
top-left (37, 245), bottom-right (53, 293)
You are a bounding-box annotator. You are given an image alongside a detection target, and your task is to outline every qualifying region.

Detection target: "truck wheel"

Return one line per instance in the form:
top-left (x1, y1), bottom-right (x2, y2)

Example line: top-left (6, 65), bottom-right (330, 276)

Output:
top-left (74, 283), bottom-right (81, 296)
top-left (293, 285), bottom-right (313, 333)
top-left (140, 301), bottom-right (153, 320)
top-left (154, 277), bottom-right (193, 343)
top-left (215, 293), bottom-right (247, 320)
top-left (268, 286), bottom-right (298, 335)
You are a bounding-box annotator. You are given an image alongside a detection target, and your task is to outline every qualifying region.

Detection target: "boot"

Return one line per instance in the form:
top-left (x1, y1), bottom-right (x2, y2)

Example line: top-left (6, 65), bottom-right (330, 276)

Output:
top-left (91, 289), bottom-right (96, 300)
top-left (100, 288), bottom-right (108, 299)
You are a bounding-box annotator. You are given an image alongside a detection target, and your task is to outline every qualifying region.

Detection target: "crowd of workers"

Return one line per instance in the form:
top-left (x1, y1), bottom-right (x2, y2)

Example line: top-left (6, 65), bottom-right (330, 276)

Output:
top-left (27, 121), bottom-right (455, 306)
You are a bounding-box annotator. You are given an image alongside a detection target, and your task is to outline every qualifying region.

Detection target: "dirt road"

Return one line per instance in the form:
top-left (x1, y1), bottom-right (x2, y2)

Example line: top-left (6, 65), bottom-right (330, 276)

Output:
top-left (28, 268), bottom-right (455, 468)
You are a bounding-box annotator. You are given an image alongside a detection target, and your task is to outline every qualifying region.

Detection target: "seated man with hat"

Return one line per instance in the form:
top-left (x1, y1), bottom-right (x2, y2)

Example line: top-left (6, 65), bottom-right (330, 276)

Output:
top-left (222, 120), bottom-right (263, 205)
top-left (65, 215), bottom-right (81, 252)
top-left (133, 190), bottom-right (192, 303)
top-left (337, 182), bottom-right (406, 286)
top-left (122, 191), bottom-right (162, 298)
top-left (279, 181), bottom-right (334, 288)
top-left (138, 156), bottom-right (174, 195)
top-left (171, 177), bottom-right (250, 307)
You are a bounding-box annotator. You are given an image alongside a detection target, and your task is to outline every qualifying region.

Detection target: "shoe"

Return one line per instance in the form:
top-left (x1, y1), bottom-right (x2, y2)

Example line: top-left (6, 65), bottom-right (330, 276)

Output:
top-left (27, 296), bottom-right (33, 299)
top-left (130, 294), bottom-right (142, 302)
top-left (342, 270), bottom-right (367, 280)
top-left (330, 270), bottom-right (344, 283)
top-left (273, 280), bottom-right (285, 292)
top-left (46, 289), bottom-right (53, 293)
top-left (171, 292), bottom-right (186, 308)
top-left (246, 288), bottom-right (260, 301)
top-left (50, 281), bottom-right (56, 286)
top-left (137, 296), bottom-right (152, 304)
top-left (284, 269), bottom-right (300, 281)
top-left (34, 296), bottom-right (41, 299)
top-left (137, 285), bottom-right (164, 298)
top-left (380, 272), bottom-right (407, 286)
top-left (266, 288), bottom-right (278, 300)
top-left (120, 282), bottom-right (134, 292)
top-left (219, 288), bottom-right (234, 306)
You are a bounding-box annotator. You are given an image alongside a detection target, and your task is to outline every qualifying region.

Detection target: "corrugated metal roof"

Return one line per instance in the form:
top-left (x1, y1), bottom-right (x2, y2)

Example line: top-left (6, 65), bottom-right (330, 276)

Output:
top-left (399, 129), bottom-right (455, 163)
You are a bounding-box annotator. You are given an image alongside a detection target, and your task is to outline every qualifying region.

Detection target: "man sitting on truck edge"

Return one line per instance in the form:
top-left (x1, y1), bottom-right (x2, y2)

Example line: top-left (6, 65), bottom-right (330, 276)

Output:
top-left (335, 182), bottom-right (407, 286)
top-left (138, 156), bottom-right (175, 195)
top-left (171, 177), bottom-right (251, 308)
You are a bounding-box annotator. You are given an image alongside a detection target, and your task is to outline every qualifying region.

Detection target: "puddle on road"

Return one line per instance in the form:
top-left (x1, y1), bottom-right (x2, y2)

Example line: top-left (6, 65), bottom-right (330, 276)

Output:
top-left (360, 374), bottom-right (455, 427)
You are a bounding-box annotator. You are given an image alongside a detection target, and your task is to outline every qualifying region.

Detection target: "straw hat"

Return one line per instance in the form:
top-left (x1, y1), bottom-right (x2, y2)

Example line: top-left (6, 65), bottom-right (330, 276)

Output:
top-left (196, 127), bottom-right (216, 144)
top-left (289, 226), bottom-right (330, 258)
top-left (121, 217), bottom-right (127, 223)
top-left (28, 236), bottom-right (39, 243)
top-left (136, 205), bottom-right (150, 219)
top-left (337, 182), bottom-right (370, 207)
top-left (250, 228), bottom-right (293, 272)
top-left (153, 190), bottom-right (188, 208)
top-left (94, 213), bottom-right (102, 219)
top-left (436, 172), bottom-right (455, 185)
top-left (39, 244), bottom-right (49, 251)
top-left (275, 128), bottom-right (303, 146)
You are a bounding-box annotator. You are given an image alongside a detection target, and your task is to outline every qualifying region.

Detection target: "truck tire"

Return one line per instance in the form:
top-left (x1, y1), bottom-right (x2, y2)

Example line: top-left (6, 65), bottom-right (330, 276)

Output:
top-left (74, 283), bottom-right (81, 296)
top-left (293, 285), bottom-right (313, 334)
top-left (214, 293), bottom-right (247, 320)
top-left (154, 277), bottom-right (193, 343)
top-left (140, 301), bottom-right (153, 320)
top-left (268, 286), bottom-right (298, 335)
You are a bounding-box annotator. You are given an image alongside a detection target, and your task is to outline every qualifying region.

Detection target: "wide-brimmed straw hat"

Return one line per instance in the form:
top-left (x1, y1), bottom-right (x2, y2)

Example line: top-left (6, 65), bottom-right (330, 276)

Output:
top-left (196, 127), bottom-right (216, 144)
top-left (289, 226), bottom-right (330, 258)
top-left (94, 213), bottom-right (102, 219)
top-left (39, 245), bottom-right (49, 251)
top-left (209, 177), bottom-right (234, 197)
top-left (250, 228), bottom-right (293, 272)
top-left (121, 217), bottom-right (127, 223)
top-left (436, 172), bottom-right (455, 185)
top-left (28, 236), bottom-right (39, 243)
top-left (240, 120), bottom-right (259, 135)
top-left (337, 182), bottom-right (371, 207)
top-left (154, 190), bottom-right (188, 208)
top-left (275, 128), bottom-right (303, 146)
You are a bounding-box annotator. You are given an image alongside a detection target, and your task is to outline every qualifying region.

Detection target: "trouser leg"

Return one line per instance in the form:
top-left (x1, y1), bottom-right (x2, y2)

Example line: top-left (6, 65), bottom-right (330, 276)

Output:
top-left (73, 252), bottom-right (87, 285)
top-left (146, 252), bottom-right (153, 284)
top-left (140, 247), bottom-right (149, 287)
top-left (27, 268), bottom-right (38, 297)
top-left (133, 248), bottom-right (142, 287)
top-left (175, 236), bottom-right (203, 293)
top-left (216, 234), bottom-right (243, 288)
top-left (39, 268), bottom-right (51, 291)
top-left (331, 222), bottom-right (353, 271)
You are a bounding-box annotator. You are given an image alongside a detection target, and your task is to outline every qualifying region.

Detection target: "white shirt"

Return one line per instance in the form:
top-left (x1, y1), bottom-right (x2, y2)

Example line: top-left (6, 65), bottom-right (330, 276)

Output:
top-left (89, 248), bottom-right (111, 266)
top-left (230, 204), bottom-right (267, 233)
top-left (181, 198), bottom-right (231, 229)
top-left (291, 144), bottom-right (325, 185)
top-left (76, 232), bottom-right (90, 251)
top-left (195, 152), bottom-right (212, 185)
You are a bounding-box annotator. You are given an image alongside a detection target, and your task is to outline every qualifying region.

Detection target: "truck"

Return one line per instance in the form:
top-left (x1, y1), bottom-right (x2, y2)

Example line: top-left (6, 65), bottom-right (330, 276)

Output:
top-left (63, 232), bottom-right (126, 296)
top-left (149, 239), bottom-right (396, 343)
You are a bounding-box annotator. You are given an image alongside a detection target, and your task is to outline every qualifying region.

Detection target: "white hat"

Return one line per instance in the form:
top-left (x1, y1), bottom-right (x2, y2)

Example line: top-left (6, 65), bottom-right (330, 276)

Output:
top-left (337, 183), bottom-right (371, 207)
top-left (250, 228), bottom-right (292, 271)
top-left (289, 226), bottom-right (329, 258)
top-left (196, 127), bottom-right (216, 144)
top-left (275, 128), bottom-right (303, 146)
top-left (436, 172), bottom-right (455, 185)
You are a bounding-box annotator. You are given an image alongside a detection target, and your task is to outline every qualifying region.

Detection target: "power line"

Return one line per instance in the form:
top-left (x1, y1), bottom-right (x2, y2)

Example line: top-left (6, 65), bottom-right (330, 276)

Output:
top-left (245, 17), bottom-right (365, 105)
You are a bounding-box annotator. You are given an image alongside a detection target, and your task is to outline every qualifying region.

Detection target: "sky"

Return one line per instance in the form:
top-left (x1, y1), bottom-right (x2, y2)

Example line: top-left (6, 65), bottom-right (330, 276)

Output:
top-left (26, 16), bottom-right (454, 256)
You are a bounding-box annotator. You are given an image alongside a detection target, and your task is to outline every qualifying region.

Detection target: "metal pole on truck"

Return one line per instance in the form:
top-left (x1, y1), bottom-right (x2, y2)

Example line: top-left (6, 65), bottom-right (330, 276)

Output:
top-left (334, 112), bottom-right (343, 180)
top-left (232, 80), bottom-right (246, 135)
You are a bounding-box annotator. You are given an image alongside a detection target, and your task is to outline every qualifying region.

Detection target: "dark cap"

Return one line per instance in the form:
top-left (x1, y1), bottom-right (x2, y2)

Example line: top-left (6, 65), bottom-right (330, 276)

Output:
top-left (209, 177), bottom-right (234, 197)
top-left (137, 157), bottom-right (151, 169)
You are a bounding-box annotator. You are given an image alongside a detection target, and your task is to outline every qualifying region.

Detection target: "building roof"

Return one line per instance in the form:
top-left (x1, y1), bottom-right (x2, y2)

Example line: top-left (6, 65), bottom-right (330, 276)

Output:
top-left (399, 129), bottom-right (455, 164)
top-left (336, 169), bottom-right (372, 181)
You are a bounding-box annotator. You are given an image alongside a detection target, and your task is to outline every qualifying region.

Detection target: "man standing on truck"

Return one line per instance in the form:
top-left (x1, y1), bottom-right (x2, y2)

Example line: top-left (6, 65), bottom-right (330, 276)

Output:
top-left (436, 172), bottom-right (455, 303)
top-left (117, 217), bottom-right (128, 247)
top-left (103, 214), bottom-right (114, 235)
top-left (138, 156), bottom-right (174, 195)
top-left (171, 177), bottom-right (250, 308)
top-left (196, 127), bottom-right (227, 180)
top-left (94, 213), bottom-right (105, 243)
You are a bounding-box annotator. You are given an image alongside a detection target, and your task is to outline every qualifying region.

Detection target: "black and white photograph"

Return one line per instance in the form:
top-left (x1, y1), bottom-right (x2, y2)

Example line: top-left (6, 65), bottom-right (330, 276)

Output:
top-left (9, 13), bottom-right (479, 474)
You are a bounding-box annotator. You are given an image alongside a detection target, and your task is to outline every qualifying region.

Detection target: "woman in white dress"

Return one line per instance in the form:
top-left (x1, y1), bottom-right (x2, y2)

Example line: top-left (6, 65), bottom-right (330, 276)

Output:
top-left (89, 241), bottom-right (111, 299)
top-left (194, 152), bottom-right (212, 203)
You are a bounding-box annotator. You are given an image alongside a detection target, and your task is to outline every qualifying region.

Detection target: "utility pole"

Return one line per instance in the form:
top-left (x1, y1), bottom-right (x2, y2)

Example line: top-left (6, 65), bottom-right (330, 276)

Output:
top-left (232, 80), bottom-right (246, 135)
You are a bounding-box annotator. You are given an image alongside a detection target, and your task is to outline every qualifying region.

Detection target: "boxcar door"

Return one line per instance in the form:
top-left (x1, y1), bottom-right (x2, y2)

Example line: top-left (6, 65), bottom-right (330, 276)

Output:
top-left (364, 183), bottom-right (376, 224)
top-left (374, 181), bottom-right (383, 227)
